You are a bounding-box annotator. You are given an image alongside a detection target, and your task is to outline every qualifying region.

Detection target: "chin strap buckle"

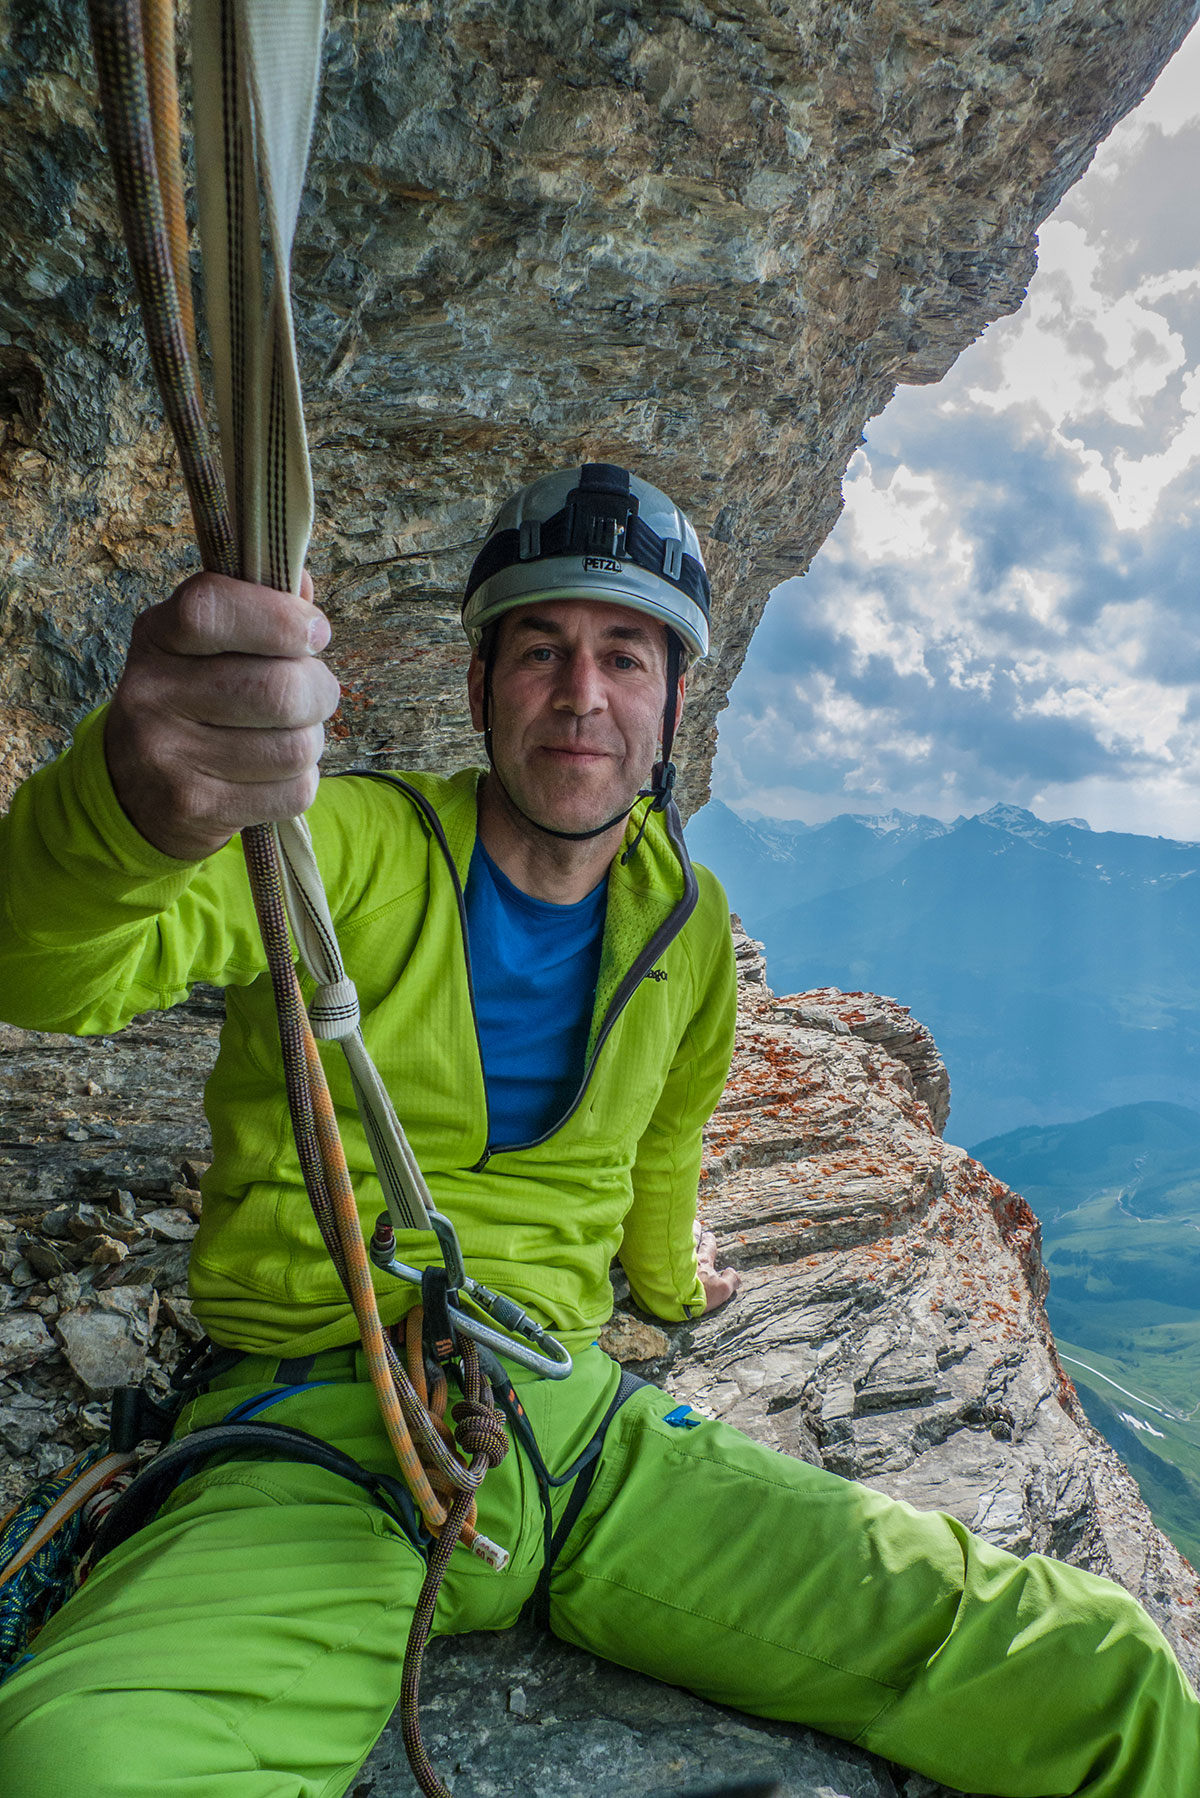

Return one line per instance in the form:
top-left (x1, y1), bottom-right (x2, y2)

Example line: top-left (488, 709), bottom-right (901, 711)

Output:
top-left (650, 758), bottom-right (676, 810)
top-left (621, 761), bottom-right (677, 866)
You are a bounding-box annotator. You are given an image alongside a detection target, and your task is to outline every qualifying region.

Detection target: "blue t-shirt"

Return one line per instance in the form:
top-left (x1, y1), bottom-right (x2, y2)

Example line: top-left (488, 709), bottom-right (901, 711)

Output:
top-left (464, 842), bottom-right (608, 1148)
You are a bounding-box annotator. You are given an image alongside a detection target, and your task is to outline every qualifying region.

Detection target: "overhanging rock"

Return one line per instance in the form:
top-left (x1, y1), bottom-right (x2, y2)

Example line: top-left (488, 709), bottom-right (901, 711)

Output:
top-left (2, 0), bottom-right (1197, 808)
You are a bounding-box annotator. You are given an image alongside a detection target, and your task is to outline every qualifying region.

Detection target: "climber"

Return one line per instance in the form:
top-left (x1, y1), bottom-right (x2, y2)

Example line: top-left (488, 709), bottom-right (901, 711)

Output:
top-left (0, 464), bottom-right (1197, 1798)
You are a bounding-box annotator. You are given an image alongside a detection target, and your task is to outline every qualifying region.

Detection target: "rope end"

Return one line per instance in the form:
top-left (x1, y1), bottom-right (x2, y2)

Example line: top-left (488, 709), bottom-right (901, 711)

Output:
top-left (467, 1533), bottom-right (509, 1571)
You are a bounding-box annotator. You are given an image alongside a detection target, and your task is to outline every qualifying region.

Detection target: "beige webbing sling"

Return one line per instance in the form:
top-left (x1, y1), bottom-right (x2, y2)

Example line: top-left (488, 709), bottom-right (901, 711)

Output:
top-left (85, 5), bottom-right (567, 1788)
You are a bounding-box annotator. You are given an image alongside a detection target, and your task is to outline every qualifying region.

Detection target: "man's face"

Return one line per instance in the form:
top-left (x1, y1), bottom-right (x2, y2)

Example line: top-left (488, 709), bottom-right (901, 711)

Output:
top-left (468, 599), bottom-right (683, 837)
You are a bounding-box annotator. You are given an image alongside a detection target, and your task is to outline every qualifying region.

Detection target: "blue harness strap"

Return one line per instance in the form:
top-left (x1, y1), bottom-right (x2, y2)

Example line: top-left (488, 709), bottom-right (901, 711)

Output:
top-left (220, 1383), bottom-right (333, 1424)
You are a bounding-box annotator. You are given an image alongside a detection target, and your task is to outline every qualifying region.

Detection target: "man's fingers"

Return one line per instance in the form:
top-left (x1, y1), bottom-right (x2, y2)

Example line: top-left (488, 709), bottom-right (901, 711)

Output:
top-left (166, 721), bottom-right (329, 785)
top-left (697, 1223), bottom-right (741, 1315)
top-left (699, 1264), bottom-right (741, 1314)
top-left (139, 573), bottom-right (330, 660)
top-left (128, 650), bottom-right (341, 732)
top-left (167, 766), bottom-right (324, 840)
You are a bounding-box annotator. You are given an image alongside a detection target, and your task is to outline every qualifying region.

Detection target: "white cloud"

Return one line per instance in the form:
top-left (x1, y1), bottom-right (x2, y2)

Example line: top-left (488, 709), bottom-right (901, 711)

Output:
top-left (1018, 676), bottom-right (1182, 765)
top-left (955, 25), bottom-right (1200, 533)
top-left (1138, 269), bottom-right (1200, 303)
top-left (1096, 25), bottom-right (1200, 162)
top-left (710, 22), bottom-right (1200, 841)
top-left (1027, 773), bottom-right (1200, 842)
top-left (831, 454), bottom-right (976, 584)
top-left (832, 461), bottom-right (942, 563)
top-left (1103, 417), bottom-right (1200, 533)
top-left (967, 217), bottom-right (1197, 530)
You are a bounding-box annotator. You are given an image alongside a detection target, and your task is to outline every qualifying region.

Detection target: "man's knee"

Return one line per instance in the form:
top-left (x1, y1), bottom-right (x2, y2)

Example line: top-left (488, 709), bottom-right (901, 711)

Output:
top-left (0, 1684), bottom-right (262, 1797)
top-left (1086, 1571), bottom-right (1196, 1715)
top-left (1018, 1551), bottom-right (1184, 1683)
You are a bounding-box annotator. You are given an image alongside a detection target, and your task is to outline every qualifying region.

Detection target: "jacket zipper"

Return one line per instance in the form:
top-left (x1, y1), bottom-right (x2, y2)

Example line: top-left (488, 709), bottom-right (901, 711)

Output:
top-left (348, 771), bottom-right (699, 1169)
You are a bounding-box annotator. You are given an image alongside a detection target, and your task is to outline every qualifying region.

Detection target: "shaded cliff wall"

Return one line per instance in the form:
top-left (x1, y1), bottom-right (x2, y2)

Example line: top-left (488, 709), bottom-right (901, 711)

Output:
top-left (2, 0), bottom-right (1198, 810)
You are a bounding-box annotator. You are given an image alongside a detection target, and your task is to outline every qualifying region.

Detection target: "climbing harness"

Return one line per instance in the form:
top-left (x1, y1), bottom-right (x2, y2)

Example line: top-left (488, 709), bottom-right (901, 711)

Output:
top-left (485, 1353), bottom-right (649, 1630)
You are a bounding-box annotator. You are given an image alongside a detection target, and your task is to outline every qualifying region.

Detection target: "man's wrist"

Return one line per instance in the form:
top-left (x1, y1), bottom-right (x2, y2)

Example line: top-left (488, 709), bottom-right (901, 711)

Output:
top-left (104, 709), bottom-right (228, 862)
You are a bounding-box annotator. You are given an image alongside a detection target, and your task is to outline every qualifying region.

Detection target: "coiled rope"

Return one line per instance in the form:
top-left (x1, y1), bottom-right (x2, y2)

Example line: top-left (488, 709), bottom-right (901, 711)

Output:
top-left (85, 4), bottom-right (508, 1788)
top-left (0, 1447), bottom-right (137, 1683)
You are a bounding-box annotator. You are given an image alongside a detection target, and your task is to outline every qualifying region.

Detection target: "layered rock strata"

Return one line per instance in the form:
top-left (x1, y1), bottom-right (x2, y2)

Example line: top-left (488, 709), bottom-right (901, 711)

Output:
top-left (1, 937), bottom-right (1195, 1795)
top-left (2, 0), bottom-right (1197, 811)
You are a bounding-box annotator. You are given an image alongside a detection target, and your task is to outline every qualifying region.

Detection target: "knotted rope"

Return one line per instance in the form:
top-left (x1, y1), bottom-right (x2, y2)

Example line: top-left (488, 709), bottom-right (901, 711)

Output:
top-left (85, 4), bottom-right (508, 1787)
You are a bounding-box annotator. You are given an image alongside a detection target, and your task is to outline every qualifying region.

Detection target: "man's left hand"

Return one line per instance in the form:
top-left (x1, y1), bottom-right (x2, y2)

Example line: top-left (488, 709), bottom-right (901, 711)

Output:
top-left (695, 1225), bottom-right (740, 1313)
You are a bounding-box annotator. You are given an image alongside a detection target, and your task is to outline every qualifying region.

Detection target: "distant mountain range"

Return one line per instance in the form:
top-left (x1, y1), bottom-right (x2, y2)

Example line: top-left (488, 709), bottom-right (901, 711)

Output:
top-left (686, 799), bottom-right (1200, 1143)
top-left (973, 1102), bottom-right (1200, 1566)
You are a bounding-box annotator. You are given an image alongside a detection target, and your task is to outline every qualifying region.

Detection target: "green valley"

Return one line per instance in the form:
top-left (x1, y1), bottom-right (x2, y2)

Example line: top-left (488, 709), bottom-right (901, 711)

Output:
top-left (1051, 1340), bottom-right (1200, 1568)
top-left (973, 1103), bottom-right (1200, 1566)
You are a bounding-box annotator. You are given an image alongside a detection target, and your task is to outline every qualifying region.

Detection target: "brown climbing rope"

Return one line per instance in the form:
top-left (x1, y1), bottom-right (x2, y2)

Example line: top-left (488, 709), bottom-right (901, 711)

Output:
top-left (84, 4), bottom-right (509, 1789)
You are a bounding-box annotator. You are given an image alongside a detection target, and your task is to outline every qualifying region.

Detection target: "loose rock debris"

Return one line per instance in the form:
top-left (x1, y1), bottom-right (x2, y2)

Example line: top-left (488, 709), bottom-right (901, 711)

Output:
top-left (0, 1178), bottom-right (203, 1501)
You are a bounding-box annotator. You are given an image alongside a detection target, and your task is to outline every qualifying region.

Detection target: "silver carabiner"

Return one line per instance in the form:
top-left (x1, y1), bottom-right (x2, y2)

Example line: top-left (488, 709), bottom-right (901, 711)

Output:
top-left (368, 1215), bottom-right (574, 1380)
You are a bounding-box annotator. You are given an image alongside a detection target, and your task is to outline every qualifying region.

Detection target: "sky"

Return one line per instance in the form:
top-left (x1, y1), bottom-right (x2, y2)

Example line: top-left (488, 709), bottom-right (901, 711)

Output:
top-left (713, 26), bottom-right (1200, 840)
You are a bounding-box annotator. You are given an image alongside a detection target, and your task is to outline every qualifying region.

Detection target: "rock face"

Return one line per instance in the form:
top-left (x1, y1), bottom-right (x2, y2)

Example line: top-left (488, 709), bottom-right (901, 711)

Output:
top-left (2, 938), bottom-right (1197, 1795)
top-left (367, 1620), bottom-right (931, 1798)
top-left (676, 935), bottom-right (1200, 1663)
top-left (2, 0), bottom-right (1196, 812)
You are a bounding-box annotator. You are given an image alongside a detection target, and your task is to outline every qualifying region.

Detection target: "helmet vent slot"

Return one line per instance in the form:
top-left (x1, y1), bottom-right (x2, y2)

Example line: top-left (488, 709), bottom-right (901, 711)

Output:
top-left (518, 518), bottom-right (541, 561)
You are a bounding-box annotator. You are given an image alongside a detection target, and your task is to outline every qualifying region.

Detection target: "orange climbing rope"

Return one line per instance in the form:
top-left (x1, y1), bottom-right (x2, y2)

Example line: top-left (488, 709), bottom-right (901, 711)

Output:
top-left (84, 5), bottom-right (510, 1789)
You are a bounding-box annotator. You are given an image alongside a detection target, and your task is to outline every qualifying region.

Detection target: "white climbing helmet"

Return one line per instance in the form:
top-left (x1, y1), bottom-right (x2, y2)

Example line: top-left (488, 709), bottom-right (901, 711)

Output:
top-left (461, 464), bottom-right (711, 660)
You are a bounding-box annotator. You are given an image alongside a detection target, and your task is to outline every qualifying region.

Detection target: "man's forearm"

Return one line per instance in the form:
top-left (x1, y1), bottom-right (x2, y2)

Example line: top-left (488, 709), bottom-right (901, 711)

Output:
top-left (0, 706), bottom-right (257, 1033)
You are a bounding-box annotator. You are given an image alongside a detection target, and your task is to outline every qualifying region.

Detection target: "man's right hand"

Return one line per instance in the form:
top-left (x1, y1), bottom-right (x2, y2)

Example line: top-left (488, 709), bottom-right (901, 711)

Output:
top-left (104, 571), bottom-right (341, 862)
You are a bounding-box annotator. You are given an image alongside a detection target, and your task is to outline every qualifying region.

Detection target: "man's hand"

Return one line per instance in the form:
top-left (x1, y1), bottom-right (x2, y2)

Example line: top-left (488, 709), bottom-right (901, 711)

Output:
top-left (104, 571), bottom-right (340, 861)
top-left (695, 1220), bottom-right (740, 1313)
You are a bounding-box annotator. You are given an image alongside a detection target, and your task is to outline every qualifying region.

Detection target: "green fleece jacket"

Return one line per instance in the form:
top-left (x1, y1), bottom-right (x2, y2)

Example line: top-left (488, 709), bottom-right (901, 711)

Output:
top-left (0, 706), bottom-right (738, 1357)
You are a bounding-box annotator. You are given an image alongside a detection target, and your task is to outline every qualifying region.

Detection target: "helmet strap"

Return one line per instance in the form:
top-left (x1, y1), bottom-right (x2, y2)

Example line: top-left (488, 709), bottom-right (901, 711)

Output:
top-left (620, 633), bottom-right (682, 865)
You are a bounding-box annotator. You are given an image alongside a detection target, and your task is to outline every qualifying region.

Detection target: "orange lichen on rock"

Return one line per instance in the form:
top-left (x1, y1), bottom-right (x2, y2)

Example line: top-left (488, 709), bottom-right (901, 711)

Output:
top-left (666, 930), bottom-right (1200, 1678)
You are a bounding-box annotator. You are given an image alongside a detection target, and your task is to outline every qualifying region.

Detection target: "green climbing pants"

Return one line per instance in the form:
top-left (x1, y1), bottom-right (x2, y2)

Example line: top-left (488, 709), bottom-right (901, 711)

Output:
top-left (0, 1343), bottom-right (1195, 1797)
